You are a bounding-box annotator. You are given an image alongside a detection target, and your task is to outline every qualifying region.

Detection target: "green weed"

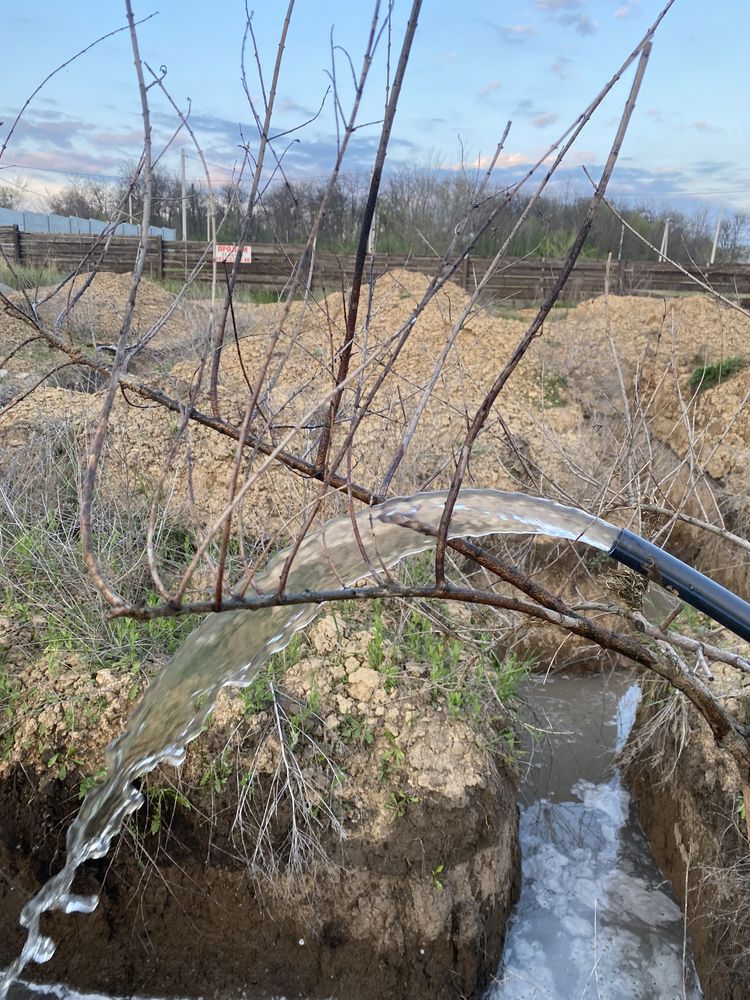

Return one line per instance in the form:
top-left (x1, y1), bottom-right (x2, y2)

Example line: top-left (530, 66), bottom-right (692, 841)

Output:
top-left (485, 651), bottom-right (532, 703)
top-left (0, 263), bottom-right (65, 291)
top-left (199, 749), bottom-right (233, 795)
top-left (385, 788), bottom-right (420, 817)
top-left (689, 356), bottom-right (747, 392)
top-left (78, 766), bottom-right (107, 800)
top-left (240, 633), bottom-right (302, 715)
top-left (146, 784), bottom-right (192, 835)
top-left (367, 599), bottom-right (385, 670)
top-left (339, 713), bottom-right (374, 747)
top-left (541, 373), bottom-right (569, 407)
top-left (431, 863), bottom-right (445, 891)
top-left (378, 730), bottom-right (405, 783)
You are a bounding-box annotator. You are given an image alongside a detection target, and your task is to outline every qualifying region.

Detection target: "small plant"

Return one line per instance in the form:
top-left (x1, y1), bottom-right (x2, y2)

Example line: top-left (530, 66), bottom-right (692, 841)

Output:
top-left (689, 356), bottom-right (747, 392)
top-left (339, 713), bottom-right (374, 747)
top-left (45, 745), bottom-right (85, 782)
top-left (541, 373), bottom-right (569, 407)
top-left (486, 652), bottom-right (532, 704)
top-left (367, 599), bottom-right (385, 670)
top-left (378, 730), bottom-right (406, 783)
top-left (78, 766), bottom-right (107, 800)
top-left (385, 788), bottom-right (420, 817)
top-left (199, 749), bottom-right (233, 795)
top-left (673, 604), bottom-right (712, 635)
top-left (431, 863), bottom-right (445, 891)
top-left (239, 638), bottom-right (300, 715)
top-left (146, 784), bottom-right (192, 835)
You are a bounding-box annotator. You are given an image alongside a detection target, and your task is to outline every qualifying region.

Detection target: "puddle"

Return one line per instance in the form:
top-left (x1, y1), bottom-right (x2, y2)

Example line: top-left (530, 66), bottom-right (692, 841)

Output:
top-left (488, 671), bottom-right (703, 999)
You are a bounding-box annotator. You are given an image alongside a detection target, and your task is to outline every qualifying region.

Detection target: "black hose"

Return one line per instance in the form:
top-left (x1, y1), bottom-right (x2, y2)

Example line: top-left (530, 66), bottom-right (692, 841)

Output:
top-left (609, 528), bottom-right (750, 644)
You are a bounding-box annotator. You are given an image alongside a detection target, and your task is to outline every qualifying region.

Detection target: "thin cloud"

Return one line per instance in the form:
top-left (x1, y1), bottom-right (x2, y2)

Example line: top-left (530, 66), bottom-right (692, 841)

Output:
top-left (535, 0), bottom-right (583, 11)
top-left (550, 56), bottom-right (571, 79)
top-left (532, 113), bottom-right (559, 128)
top-left (535, 1), bottom-right (598, 35)
top-left (480, 80), bottom-right (502, 98)
top-left (276, 98), bottom-right (315, 116)
top-left (496, 24), bottom-right (537, 43)
top-left (11, 115), bottom-right (97, 151)
top-left (692, 120), bottom-right (723, 134)
top-left (560, 12), bottom-right (598, 35)
top-left (614, 2), bottom-right (639, 17)
top-left (446, 151), bottom-right (532, 171)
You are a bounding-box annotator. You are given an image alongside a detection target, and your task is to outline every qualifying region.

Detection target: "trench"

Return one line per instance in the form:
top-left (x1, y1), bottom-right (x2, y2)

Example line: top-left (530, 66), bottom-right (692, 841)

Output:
top-left (489, 670), bottom-right (703, 1000)
top-left (6, 670), bottom-right (705, 1000)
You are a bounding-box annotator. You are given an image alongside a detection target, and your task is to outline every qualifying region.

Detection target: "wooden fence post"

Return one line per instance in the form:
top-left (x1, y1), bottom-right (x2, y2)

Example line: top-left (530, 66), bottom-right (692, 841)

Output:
top-left (157, 235), bottom-right (164, 280)
top-left (463, 253), bottom-right (470, 291)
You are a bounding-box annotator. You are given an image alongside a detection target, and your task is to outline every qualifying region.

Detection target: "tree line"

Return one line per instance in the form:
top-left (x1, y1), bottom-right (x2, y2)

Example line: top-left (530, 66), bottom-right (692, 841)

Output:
top-left (3, 165), bottom-right (748, 264)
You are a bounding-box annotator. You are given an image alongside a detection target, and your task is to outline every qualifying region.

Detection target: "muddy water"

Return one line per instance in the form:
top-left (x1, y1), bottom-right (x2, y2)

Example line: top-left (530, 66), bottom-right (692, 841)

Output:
top-left (489, 671), bottom-right (703, 1000)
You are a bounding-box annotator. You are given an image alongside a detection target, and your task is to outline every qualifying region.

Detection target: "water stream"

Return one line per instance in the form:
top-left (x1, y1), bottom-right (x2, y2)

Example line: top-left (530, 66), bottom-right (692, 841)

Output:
top-left (489, 672), bottom-right (702, 999)
top-left (0, 489), bottom-right (638, 997)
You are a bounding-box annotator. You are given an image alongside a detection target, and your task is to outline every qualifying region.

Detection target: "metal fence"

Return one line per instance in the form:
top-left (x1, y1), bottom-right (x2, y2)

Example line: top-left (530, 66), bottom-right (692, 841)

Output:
top-left (0, 207), bottom-right (174, 240)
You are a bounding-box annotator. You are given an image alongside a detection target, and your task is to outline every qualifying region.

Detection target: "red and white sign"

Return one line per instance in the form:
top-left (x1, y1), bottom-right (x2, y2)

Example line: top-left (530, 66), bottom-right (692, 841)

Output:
top-left (214, 243), bottom-right (252, 264)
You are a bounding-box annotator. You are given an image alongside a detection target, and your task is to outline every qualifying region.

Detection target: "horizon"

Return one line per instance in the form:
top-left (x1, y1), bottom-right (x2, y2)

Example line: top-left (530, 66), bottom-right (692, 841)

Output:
top-left (1, 1), bottom-right (748, 221)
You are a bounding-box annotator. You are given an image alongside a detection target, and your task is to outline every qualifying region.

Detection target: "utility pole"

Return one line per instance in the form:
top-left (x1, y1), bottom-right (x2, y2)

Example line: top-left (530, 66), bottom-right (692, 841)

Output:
top-left (367, 206), bottom-right (379, 256)
top-left (709, 208), bottom-right (723, 266)
top-left (181, 148), bottom-right (187, 242)
top-left (658, 217), bottom-right (670, 263)
top-left (617, 221), bottom-right (625, 262)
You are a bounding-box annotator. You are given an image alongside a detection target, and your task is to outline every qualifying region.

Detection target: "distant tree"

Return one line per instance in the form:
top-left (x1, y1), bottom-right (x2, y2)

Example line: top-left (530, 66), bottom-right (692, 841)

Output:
top-left (46, 176), bottom-right (117, 220)
top-left (0, 178), bottom-right (27, 210)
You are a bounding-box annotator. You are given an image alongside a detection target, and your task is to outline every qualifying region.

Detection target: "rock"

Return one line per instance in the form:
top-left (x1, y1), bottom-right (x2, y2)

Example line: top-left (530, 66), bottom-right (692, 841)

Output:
top-left (336, 694), bottom-right (353, 715)
top-left (346, 666), bottom-right (381, 702)
top-left (324, 713), bottom-right (339, 732)
top-left (310, 616), bottom-right (339, 654)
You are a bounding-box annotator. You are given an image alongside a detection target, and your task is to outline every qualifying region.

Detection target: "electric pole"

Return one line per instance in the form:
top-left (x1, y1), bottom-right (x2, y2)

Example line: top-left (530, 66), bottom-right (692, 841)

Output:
top-left (181, 148), bottom-right (187, 242)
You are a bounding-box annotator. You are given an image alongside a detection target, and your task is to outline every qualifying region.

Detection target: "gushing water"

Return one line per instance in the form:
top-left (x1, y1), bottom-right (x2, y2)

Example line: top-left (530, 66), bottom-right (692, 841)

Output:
top-left (1, 489), bottom-right (619, 998)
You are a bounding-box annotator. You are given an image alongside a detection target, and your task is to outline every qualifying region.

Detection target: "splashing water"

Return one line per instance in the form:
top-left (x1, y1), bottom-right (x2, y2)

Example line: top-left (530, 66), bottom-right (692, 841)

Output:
top-left (1, 489), bottom-right (619, 998)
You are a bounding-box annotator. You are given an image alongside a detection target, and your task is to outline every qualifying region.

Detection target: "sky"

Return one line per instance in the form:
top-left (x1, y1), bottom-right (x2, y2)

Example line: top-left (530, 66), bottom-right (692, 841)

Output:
top-left (1, 0), bottom-right (748, 219)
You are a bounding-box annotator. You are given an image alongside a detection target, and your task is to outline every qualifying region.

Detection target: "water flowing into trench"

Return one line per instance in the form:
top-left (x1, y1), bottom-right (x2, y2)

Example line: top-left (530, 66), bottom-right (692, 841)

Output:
top-left (0, 489), bottom-right (626, 997)
top-left (488, 672), bottom-right (703, 999)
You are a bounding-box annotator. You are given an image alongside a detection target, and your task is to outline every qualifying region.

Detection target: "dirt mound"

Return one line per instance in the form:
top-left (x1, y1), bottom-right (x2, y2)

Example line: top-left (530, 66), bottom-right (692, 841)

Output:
top-left (5, 277), bottom-right (747, 546)
top-left (0, 603), bottom-right (520, 1000)
top-left (29, 270), bottom-right (183, 343)
top-left (543, 294), bottom-right (750, 415)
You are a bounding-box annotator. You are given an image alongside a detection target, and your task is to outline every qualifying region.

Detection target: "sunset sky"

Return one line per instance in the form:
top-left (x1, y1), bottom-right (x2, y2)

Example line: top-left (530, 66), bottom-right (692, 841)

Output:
top-left (1, 1), bottom-right (747, 217)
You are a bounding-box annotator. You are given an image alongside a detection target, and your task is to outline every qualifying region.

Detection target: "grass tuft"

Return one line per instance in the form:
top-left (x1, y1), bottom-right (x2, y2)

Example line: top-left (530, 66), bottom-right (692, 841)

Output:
top-left (689, 356), bottom-right (747, 392)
